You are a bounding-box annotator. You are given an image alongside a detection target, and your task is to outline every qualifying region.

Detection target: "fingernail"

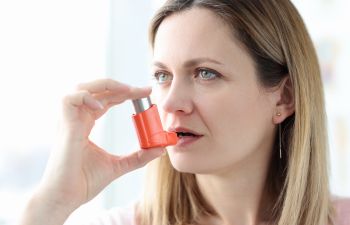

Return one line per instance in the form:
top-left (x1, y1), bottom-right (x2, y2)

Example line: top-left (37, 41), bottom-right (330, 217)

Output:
top-left (94, 100), bottom-right (104, 109)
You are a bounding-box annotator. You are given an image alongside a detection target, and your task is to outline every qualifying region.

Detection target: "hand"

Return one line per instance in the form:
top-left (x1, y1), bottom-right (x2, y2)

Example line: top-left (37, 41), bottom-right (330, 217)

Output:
top-left (36, 79), bottom-right (164, 214)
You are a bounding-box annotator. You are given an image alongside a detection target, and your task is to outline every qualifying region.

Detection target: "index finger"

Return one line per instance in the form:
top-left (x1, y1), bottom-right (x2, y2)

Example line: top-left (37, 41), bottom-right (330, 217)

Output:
top-left (77, 78), bottom-right (152, 100)
top-left (77, 79), bottom-right (130, 93)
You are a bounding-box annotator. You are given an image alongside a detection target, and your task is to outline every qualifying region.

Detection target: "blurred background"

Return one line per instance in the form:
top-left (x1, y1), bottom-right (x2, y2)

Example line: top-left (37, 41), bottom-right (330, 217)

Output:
top-left (0, 0), bottom-right (349, 224)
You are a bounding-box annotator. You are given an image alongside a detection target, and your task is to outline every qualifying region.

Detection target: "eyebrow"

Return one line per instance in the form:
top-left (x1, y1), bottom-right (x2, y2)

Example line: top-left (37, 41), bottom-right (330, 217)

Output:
top-left (153, 57), bottom-right (223, 69)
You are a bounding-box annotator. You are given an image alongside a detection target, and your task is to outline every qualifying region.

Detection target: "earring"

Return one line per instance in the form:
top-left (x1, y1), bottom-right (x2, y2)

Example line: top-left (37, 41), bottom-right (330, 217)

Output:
top-left (276, 112), bottom-right (282, 159)
top-left (279, 123), bottom-right (282, 159)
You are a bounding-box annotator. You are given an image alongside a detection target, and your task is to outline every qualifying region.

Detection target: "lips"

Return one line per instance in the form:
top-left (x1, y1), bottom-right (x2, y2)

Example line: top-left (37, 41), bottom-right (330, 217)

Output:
top-left (167, 127), bottom-right (204, 147)
top-left (167, 127), bottom-right (203, 137)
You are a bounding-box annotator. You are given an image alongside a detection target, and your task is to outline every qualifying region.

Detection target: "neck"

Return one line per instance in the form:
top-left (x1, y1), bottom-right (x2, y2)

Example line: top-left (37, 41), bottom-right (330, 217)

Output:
top-left (195, 149), bottom-right (274, 225)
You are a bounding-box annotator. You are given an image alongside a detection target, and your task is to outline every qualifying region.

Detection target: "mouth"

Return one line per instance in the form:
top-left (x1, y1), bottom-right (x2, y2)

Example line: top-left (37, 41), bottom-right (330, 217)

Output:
top-left (176, 131), bottom-right (201, 138)
top-left (168, 127), bottom-right (204, 147)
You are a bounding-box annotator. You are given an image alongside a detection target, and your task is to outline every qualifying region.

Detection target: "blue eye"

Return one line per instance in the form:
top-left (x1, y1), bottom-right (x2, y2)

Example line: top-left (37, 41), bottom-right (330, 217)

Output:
top-left (154, 72), bottom-right (172, 84)
top-left (197, 68), bottom-right (220, 80)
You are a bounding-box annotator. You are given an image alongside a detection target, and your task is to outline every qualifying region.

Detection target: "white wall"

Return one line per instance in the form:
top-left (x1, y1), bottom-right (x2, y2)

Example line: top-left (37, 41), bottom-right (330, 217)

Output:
top-left (293, 0), bottom-right (350, 196)
top-left (0, 0), bottom-right (109, 224)
top-left (0, 0), bottom-right (349, 224)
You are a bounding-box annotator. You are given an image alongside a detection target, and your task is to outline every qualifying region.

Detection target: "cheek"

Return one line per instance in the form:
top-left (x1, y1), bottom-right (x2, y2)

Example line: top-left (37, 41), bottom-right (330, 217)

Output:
top-left (201, 90), bottom-right (251, 131)
top-left (202, 89), bottom-right (273, 153)
top-left (150, 87), bottom-right (161, 104)
top-left (150, 90), bottom-right (165, 118)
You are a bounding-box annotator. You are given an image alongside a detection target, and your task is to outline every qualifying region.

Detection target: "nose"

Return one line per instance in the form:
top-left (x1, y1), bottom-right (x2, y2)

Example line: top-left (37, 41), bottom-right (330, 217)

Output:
top-left (160, 78), bottom-right (194, 115)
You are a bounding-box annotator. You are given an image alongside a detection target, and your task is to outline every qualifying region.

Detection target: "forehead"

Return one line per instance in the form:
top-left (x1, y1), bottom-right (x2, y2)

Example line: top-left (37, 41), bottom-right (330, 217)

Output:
top-left (153, 7), bottom-right (245, 62)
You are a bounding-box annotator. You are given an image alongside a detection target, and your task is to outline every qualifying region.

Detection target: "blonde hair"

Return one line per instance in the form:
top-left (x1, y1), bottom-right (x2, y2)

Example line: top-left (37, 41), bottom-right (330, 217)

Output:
top-left (138, 1), bottom-right (333, 225)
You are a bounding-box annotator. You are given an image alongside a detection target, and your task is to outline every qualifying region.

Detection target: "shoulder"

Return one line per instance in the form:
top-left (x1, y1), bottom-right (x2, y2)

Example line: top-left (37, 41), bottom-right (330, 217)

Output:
top-left (332, 196), bottom-right (350, 225)
top-left (83, 203), bottom-right (137, 225)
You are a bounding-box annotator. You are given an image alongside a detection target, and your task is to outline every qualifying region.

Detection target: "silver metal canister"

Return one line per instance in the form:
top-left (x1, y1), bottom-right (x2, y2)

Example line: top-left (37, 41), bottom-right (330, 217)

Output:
top-left (132, 97), bottom-right (152, 114)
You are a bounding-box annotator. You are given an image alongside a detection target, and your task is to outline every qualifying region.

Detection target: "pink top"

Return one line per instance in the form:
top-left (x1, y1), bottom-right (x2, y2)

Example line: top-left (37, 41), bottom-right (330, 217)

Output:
top-left (333, 198), bottom-right (350, 225)
top-left (85, 198), bottom-right (350, 225)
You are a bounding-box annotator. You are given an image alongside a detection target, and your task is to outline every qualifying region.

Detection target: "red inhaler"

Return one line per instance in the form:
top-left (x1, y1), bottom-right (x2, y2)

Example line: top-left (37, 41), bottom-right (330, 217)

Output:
top-left (132, 97), bottom-right (178, 149)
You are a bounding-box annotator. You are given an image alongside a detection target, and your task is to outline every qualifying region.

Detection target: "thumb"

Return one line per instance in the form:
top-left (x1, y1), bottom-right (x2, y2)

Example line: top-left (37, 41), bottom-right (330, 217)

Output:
top-left (111, 147), bottom-right (165, 177)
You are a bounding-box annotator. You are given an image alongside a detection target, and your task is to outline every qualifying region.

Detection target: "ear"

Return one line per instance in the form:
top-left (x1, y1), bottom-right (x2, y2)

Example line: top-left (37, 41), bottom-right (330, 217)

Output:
top-left (273, 77), bottom-right (295, 124)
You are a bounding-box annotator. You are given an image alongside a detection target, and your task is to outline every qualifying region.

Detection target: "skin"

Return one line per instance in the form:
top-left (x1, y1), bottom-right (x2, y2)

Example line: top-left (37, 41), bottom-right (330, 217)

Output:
top-left (151, 8), bottom-right (294, 225)
top-left (18, 7), bottom-right (294, 225)
top-left (18, 80), bottom-right (166, 225)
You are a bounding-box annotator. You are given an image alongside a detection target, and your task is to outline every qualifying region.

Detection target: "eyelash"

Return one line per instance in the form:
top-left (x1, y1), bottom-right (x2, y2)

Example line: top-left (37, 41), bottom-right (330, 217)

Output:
top-left (152, 68), bottom-right (222, 84)
top-left (195, 68), bottom-right (222, 80)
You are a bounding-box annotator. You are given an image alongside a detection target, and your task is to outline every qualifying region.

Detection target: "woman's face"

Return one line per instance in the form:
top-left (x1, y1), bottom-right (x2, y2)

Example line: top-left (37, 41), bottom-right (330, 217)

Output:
top-left (151, 8), bottom-right (277, 174)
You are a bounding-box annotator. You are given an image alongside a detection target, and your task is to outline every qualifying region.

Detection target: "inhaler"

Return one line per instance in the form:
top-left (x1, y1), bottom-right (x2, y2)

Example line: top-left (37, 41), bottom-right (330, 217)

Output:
top-left (132, 97), bottom-right (178, 149)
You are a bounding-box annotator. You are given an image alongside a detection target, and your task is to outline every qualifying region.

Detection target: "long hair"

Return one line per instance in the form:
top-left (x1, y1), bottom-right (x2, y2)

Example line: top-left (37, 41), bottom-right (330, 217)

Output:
top-left (138, 1), bottom-right (333, 225)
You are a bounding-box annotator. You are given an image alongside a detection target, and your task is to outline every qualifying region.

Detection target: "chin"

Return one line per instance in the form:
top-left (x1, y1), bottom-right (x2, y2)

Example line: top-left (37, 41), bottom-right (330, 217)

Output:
top-left (167, 153), bottom-right (214, 174)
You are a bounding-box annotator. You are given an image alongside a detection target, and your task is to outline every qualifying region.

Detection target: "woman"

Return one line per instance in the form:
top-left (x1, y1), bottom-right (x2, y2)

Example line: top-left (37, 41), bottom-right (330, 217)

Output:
top-left (19, 0), bottom-right (350, 225)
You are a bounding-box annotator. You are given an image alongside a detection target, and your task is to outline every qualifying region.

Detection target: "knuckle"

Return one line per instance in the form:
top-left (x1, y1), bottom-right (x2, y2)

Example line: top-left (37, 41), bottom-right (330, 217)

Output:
top-left (104, 78), bottom-right (115, 83)
top-left (78, 89), bottom-right (90, 96)
top-left (61, 94), bottom-right (73, 105)
top-left (61, 90), bottom-right (89, 106)
top-left (103, 78), bottom-right (116, 89)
